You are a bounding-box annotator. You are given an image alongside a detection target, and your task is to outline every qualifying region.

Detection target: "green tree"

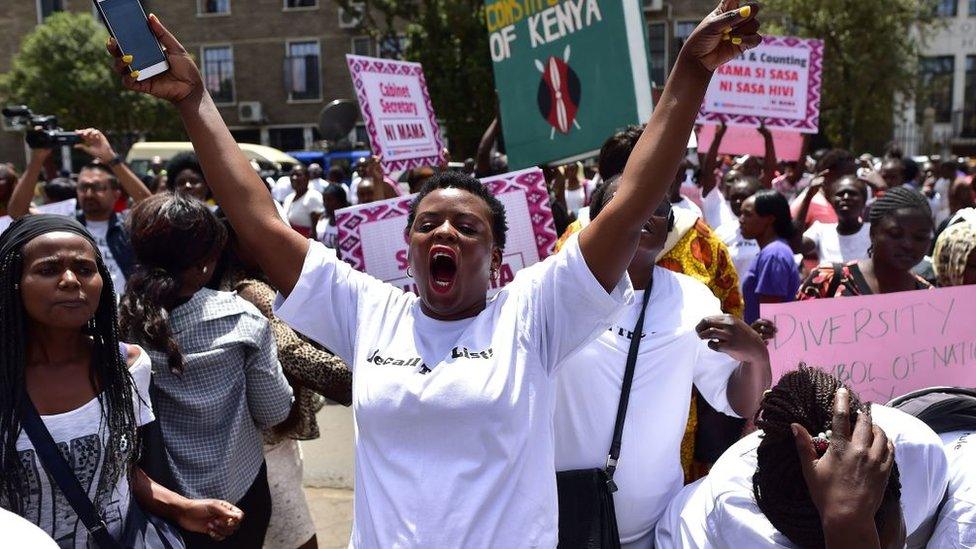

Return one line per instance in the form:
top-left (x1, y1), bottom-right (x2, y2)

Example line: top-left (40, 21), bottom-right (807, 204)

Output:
top-left (0, 11), bottom-right (183, 153)
top-left (764, 0), bottom-right (935, 153)
top-left (339, 0), bottom-right (496, 159)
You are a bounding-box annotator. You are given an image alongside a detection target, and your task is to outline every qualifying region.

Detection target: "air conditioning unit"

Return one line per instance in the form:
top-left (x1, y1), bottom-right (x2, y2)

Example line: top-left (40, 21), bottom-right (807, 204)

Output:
top-left (644, 0), bottom-right (663, 11)
top-left (338, 2), bottom-right (364, 29)
top-left (238, 101), bottom-right (263, 123)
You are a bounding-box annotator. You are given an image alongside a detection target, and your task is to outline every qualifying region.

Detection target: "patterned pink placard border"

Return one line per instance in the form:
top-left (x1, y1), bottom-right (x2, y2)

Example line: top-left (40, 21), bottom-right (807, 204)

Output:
top-left (697, 36), bottom-right (824, 133)
top-left (335, 168), bottom-right (557, 278)
top-left (346, 54), bottom-right (446, 173)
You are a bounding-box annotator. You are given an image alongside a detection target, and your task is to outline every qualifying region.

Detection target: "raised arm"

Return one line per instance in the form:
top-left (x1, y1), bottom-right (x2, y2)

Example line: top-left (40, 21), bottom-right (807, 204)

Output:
top-left (791, 174), bottom-right (825, 253)
top-left (758, 120), bottom-right (776, 189)
top-left (580, 0), bottom-right (761, 291)
top-left (75, 128), bottom-right (152, 203)
top-left (701, 121), bottom-right (728, 197)
top-left (6, 147), bottom-right (51, 219)
top-left (475, 116), bottom-right (500, 178)
top-left (109, 16), bottom-right (307, 295)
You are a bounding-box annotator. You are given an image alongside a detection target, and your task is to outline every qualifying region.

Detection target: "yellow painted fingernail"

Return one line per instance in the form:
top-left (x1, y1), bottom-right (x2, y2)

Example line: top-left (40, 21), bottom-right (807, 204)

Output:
top-left (122, 54), bottom-right (133, 64)
top-left (130, 70), bottom-right (140, 78)
top-left (731, 37), bottom-right (743, 45)
top-left (106, 37), bottom-right (113, 47)
top-left (739, 5), bottom-right (751, 17)
top-left (722, 34), bottom-right (732, 41)
top-left (722, 26), bottom-right (732, 34)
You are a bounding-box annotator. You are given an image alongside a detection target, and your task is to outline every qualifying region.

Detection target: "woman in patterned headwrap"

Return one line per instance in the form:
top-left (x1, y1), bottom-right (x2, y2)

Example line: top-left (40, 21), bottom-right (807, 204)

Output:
top-left (933, 221), bottom-right (976, 287)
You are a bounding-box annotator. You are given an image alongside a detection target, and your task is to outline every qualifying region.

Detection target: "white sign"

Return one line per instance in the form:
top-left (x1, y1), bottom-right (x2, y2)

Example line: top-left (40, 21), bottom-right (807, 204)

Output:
top-left (346, 55), bottom-right (445, 173)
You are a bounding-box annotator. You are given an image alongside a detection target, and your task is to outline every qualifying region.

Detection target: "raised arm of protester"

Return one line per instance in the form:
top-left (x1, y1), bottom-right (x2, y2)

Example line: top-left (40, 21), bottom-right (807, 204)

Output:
top-left (107, 18), bottom-right (308, 294)
top-left (791, 171), bottom-right (828, 253)
top-left (74, 128), bottom-right (152, 203)
top-left (580, 0), bottom-right (762, 291)
top-left (6, 147), bottom-right (51, 219)
top-left (792, 388), bottom-right (895, 549)
top-left (758, 119), bottom-right (776, 189)
top-left (695, 314), bottom-right (771, 417)
top-left (701, 120), bottom-right (728, 197)
top-left (476, 115), bottom-right (501, 178)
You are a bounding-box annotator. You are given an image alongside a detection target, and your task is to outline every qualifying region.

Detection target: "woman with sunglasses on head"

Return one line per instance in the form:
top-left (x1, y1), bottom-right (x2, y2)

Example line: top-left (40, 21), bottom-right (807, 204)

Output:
top-left (108, 3), bottom-right (762, 545)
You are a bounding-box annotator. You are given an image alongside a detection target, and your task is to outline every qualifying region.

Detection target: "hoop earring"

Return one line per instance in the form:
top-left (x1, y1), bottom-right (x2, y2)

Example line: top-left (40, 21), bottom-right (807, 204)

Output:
top-left (203, 266), bottom-right (209, 274)
top-left (867, 245), bottom-right (873, 258)
top-left (407, 266), bottom-right (414, 278)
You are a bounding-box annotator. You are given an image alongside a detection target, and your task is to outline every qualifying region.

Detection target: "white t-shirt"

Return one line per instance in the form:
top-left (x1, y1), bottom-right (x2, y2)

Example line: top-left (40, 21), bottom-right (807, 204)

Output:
top-left (0, 508), bottom-right (58, 548)
top-left (564, 181), bottom-right (592, 216)
top-left (273, 234), bottom-right (633, 548)
top-left (803, 221), bottom-right (872, 264)
top-left (271, 176), bottom-right (293, 203)
top-left (655, 404), bottom-right (949, 549)
top-left (315, 217), bottom-right (339, 249)
top-left (702, 188), bottom-right (737, 231)
top-left (927, 430), bottom-right (976, 548)
top-left (714, 222), bottom-right (759, 289)
top-left (84, 219), bottom-right (126, 297)
top-left (554, 268), bottom-right (740, 543)
top-left (672, 196), bottom-right (704, 220)
top-left (283, 189), bottom-right (325, 230)
top-left (12, 349), bottom-right (154, 549)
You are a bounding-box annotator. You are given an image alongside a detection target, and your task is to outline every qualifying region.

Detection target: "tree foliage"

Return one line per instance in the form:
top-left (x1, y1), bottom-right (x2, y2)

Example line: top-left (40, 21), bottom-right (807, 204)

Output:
top-left (339, 0), bottom-right (496, 159)
top-left (0, 12), bottom-right (183, 153)
top-left (764, 0), bottom-right (935, 153)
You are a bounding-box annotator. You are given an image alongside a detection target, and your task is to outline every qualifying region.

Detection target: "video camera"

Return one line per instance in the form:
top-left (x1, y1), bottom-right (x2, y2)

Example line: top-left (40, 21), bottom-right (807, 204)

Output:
top-left (2, 105), bottom-right (81, 149)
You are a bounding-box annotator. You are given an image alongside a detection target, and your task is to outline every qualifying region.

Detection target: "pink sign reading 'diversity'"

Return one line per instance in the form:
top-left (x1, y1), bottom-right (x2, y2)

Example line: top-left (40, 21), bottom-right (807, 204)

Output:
top-left (761, 285), bottom-right (976, 404)
top-left (347, 54), bottom-right (445, 173)
top-left (335, 168), bottom-right (558, 296)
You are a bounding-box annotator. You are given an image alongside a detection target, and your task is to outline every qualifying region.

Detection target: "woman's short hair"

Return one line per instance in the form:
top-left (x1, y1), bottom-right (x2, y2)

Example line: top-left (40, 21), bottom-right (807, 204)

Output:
top-left (752, 189), bottom-right (796, 240)
top-left (405, 172), bottom-right (508, 250)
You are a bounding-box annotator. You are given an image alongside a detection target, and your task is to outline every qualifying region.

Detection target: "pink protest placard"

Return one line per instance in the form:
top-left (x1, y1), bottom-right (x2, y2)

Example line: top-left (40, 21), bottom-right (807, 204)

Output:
top-left (761, 286), bottom-right (976, 404)
top-left (335, 168), bottom-right (557, 295)
top-left (695, 124), bottom-right (806, 161)
top-left (347, 54), bottom-right (445, 173)
top-left (697, 36), bottom-right (824, 133)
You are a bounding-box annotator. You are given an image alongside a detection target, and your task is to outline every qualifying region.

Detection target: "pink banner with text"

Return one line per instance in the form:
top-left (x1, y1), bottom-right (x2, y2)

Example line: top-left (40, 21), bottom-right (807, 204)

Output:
top-left (696, 124), bottom-right (806, 161)
top-left (761, 286), bottom-right (976, 403)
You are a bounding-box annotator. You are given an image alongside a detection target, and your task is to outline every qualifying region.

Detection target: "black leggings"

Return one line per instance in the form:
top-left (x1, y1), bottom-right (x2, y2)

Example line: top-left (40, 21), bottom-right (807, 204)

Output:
top-left (183, 462), bottom-right (272, 549)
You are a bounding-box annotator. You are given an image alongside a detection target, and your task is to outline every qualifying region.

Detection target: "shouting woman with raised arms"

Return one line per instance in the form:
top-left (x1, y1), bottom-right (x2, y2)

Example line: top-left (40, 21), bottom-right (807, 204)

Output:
top-left (109, 2), bottom-right (761, 546)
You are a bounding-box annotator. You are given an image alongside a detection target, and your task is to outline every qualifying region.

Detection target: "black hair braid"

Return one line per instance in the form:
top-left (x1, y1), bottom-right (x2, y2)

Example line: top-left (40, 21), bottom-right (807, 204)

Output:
top-left (119, 268), bottom-right (185, 374)
top-left (868, 185), bottom-right (933, 226)
top-left (0, 250), bottom-right (138, 514)
top-left (752, 365), bottom-right (901, 549)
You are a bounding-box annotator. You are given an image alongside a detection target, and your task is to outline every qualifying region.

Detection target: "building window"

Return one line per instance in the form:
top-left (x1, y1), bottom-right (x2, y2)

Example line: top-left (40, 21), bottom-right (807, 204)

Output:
top-left (285, 40), bottom-right (322, 101)
top-left (202, 46), bottom-right (235, 104)
top-left (918, 56), bottom-right (955, 123)
top-left (36, 0), bottom-right (64, 22)
top-left (970, 0), bottom-right (976, 16)
top-left (199, 0), bottom-right (230, 15)
top-left (935, 0), bottom-right (957, 16)
top-left (964, 56), bottom-right (976, 137)
top-left (284, 0), bottom-right (317, 9)
top-left (378, 35), bottom-right (408, 59)
top-left (648, 22), bottom-right (666, 86)
top-left (269, 127), bottom-right (307, 151)
top-left (670, 21), bottom-right (697, 71)
top-left (351, 36), bottom-right (375, 57)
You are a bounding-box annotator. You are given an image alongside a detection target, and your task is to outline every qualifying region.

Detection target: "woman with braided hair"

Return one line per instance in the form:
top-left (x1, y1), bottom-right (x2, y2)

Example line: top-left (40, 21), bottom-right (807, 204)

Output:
top-left (655, 366), bottom-right (949, 548)
top-left (0, 215), bottom-right (243, 546)
top-left (932, 221), bottom-right (976, 287)
top-left (798, 186), bottom-right (934, 299)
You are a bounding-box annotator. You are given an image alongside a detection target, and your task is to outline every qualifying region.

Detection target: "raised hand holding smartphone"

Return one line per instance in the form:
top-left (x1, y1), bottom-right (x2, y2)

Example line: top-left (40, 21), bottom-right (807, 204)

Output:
top-left (94, 0), bottom-right (168, 80)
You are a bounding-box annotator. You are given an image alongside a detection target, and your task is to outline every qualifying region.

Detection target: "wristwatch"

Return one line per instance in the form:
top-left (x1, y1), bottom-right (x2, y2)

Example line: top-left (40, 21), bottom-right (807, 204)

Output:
top-left (108, 154), bottom-right (124, 167)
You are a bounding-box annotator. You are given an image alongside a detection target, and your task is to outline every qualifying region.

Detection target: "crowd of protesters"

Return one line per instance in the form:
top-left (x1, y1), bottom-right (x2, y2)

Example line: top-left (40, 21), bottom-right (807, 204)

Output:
top-left (0, 1), bottom-right (975, 548)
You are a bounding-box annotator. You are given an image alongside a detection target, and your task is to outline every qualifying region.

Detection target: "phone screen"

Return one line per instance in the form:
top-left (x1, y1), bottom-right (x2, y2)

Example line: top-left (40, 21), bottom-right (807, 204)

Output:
top-left (97, 0), bottom-right (165, 71)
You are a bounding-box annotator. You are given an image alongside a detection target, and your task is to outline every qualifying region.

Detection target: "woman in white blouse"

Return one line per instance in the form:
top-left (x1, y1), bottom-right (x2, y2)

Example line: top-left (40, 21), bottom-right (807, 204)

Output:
top-left (108, 3), bottom-right (762, 545)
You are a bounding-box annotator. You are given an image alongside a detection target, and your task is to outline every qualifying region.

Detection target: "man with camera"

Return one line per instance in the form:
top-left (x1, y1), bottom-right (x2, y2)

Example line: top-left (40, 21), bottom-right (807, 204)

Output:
top-left (7, 128), bottom-right (151, 295)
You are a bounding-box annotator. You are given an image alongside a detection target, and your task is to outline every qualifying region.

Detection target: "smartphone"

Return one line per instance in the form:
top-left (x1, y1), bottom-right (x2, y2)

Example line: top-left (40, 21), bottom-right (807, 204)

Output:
top-left (94, 0), bottom-right (168, 81)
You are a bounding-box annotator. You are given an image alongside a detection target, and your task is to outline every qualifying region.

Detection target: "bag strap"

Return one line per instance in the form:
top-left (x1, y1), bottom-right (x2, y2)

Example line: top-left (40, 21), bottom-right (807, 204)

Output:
top-left (826, 262), bottom-right (845, 297)
top-left (604, 273), bottom-right (654, 493)
top-left (19, 395), bottom-right (124, 549)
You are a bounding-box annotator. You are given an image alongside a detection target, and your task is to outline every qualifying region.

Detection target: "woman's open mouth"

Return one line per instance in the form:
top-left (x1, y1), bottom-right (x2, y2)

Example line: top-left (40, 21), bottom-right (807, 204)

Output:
top-left (428, 245), bottom-right (458, 294)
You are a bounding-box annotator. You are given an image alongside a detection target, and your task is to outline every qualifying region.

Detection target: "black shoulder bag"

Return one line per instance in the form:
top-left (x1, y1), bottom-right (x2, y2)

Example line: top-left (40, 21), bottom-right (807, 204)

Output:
top-left (556, 276), bottom-right (654, 549)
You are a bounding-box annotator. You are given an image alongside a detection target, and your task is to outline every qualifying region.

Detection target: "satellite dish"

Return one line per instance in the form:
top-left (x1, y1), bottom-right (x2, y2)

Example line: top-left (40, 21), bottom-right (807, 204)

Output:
top-left (319, 99), bottom-right (359, 142)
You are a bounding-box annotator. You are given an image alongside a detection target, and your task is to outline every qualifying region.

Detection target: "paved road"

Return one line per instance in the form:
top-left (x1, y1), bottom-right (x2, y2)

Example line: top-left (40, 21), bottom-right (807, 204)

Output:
top-left (305, 487), bottom-right (353, 549)
top-left (301, 403), bottom-right (355, 548)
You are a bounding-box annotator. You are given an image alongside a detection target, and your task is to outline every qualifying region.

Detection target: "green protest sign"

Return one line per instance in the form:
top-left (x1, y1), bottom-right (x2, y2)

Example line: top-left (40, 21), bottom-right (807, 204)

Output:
top-left (485, 0), bottom-right (652, 169)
